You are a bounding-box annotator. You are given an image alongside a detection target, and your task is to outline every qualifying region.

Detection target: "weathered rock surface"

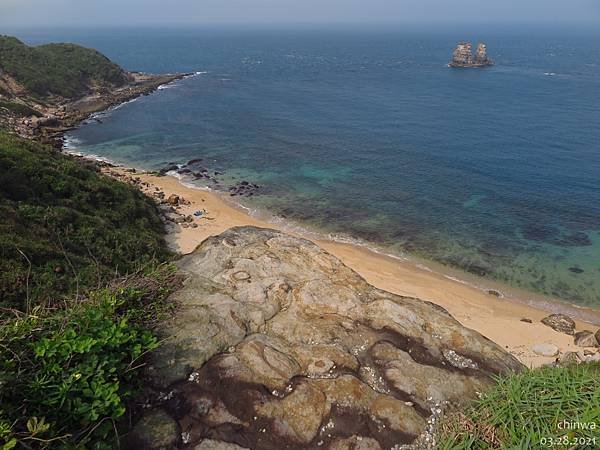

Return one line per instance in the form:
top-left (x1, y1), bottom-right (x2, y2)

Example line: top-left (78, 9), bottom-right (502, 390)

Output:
top-left (531, 343), bottom-right (560, 357)
top-left (135, 226), bottom-right (523, 449)
top-left (574, 331), bottom-right (599, 347)
top-left (541, 314), bottom-right (576, 335)
top-left (127, 409), bottom-right (180, 450)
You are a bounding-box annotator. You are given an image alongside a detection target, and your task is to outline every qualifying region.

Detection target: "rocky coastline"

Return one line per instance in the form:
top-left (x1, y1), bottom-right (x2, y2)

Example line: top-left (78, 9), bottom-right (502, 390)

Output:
top-left (1, 71), bottom-right (191, 148)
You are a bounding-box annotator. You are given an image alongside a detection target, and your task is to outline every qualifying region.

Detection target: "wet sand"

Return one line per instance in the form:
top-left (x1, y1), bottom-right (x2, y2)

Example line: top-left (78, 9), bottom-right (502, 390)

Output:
top-left (106, 166), bottom-right (600, 368)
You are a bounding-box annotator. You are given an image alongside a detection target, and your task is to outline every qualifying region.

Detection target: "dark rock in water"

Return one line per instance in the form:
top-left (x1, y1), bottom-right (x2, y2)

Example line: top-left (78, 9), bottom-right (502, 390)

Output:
top-left (177, 168), bottom-right (192, 174)
top-left (569, 266), bottom-right (584, 274)
top-left (226, 180), bottom-right (261, 197)
top-left (522, 225), bottom-right (591, 247)
top-left (522, 224), bottom-right (560, 243)
top-left (141, 227), bottom-right (523, 449)
top-left (466, 264), bottom-right (488, 277)
top-left (541, 313), bottom-right (576, 335)
top-left (214, 171), bottom-right (223, 175)
top-left (187, 158), bottom-right (203, 165)
top-left (159, 164), bottom-right (179, 175)
top-left (574, 330), bottom-right (599, 347)
top-left (561, 232), bottom-right (592, 247)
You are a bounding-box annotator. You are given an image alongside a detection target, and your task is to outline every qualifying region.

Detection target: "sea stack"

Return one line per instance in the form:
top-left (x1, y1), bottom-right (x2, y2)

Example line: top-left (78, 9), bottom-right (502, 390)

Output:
top-left (449, 41), bottom-right (493, 67)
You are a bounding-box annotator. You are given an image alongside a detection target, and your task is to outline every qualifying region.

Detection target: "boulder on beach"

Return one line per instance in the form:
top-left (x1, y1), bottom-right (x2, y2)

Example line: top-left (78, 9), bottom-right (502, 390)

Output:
top-left (133, 226), bottom-right (523, 449)
top-left (167, 194), bottom-right (180, 206)
top-left (574, 330), bottom-right (599, 347)
top-left (531, 343), bottom-right (559, 357)
top-left (541, 314), bottom-right (576, 335)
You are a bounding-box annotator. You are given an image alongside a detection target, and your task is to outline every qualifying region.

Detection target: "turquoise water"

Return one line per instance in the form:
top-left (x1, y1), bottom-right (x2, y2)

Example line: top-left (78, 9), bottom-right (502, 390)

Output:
top-left (15, 26), bottom-right (600, 307)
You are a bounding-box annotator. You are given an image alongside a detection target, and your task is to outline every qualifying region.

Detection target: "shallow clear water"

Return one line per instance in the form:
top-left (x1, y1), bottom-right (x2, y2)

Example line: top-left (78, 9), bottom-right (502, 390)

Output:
top-left (14, 26), bottom-right (600, 307)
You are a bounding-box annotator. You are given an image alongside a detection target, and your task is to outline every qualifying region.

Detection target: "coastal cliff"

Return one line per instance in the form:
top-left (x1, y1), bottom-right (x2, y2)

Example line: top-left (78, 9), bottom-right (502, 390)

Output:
top-left (0, 35), bottom-right (189, 147)
top-left (129, 226), bottom-right (523, 449)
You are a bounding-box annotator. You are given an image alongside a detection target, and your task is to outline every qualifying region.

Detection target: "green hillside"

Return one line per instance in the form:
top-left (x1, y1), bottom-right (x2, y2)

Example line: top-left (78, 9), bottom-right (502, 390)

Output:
top-left (0, 35), bottom-right (129, 98)
top-left (0, 131), bottom-right (170, 309)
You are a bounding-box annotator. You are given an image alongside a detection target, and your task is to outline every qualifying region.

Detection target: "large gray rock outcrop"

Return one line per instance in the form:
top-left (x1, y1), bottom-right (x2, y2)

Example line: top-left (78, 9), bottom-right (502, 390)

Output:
top-left (136, 226), bottom-right (523, 449)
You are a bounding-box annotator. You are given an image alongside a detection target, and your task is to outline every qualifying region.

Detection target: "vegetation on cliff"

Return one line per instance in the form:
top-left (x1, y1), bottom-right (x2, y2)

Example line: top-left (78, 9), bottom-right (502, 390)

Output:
top-left (0, 132), bottom-right (176, 448)
top-left (0, 131), bottom-right (170, 309)
top-left (0, 265), bottom-right (181, 449)
top-left (0, 36), bottom-right (128, 99)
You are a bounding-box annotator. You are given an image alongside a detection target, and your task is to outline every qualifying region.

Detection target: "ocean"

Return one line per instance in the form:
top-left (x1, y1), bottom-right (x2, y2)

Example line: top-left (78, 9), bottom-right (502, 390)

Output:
top-left (13, 25), bottom-right (600, 308)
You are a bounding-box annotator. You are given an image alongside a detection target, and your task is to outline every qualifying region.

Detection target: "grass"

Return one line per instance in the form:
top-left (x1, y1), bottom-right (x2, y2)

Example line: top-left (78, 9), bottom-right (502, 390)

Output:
top-left (0, 131), bottom-right (171, 309)
top-left (0, 35), bottom-right (128, 99)
top-left (437, 363), bottom-right (600, 449)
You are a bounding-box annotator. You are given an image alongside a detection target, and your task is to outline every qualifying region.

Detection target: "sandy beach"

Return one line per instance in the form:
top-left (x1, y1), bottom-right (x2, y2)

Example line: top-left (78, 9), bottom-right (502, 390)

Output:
top-left (105, 165), bottom-right (600, 368)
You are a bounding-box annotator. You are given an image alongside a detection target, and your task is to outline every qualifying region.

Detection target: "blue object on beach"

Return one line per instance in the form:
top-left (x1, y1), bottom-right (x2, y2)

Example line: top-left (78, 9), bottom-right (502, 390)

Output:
top-left (194, 210), bottom-right (203, 217)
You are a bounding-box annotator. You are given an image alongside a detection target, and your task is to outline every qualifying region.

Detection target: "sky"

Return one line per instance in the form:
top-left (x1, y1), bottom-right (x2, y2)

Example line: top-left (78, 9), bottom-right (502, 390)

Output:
top-left (1, 0), bottom-right (599, 28)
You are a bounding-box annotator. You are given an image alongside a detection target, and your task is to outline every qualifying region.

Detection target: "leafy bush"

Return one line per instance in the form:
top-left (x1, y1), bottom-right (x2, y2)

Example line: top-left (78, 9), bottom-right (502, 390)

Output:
top-left (0, 265), bottom-right (181, 449)
top-left (437, 363), bottom-right (600, 449)
top-left (0, 131), bottom-right (171, 308)
top-left (0, 35), bottom-right (128, 99)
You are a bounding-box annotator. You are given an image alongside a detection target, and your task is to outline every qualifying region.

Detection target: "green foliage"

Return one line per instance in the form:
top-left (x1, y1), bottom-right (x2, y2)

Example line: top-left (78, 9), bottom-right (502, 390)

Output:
top-left (0, 265), bottom-right (180, 449)
top-left (0, 131), bottom-right (171, 308)
top-left (438, 363), bottom-right (600, 449)
top-left (0, 35), bottom-right (128, 99)
top-left (0, 101), bottom-right (41, 117)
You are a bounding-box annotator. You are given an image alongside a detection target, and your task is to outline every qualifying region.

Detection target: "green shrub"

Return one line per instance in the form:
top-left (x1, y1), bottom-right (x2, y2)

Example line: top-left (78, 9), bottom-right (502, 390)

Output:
top-left (0, 265), bottom-right (181, 449)
top-left (438, 363), bottom-right (600, 449)
top-left (0, 131), bottom-right (171, 309)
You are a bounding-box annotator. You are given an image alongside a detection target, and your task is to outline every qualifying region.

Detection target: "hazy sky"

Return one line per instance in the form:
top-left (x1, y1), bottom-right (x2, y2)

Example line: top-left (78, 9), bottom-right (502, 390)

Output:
top-left (1, 0), bottom-right (599, 28)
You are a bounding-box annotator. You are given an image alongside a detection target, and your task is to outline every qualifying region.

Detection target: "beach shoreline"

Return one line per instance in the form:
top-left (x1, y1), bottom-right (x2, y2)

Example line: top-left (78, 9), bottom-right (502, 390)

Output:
top-left (88, 160), bottom-right (600, 368)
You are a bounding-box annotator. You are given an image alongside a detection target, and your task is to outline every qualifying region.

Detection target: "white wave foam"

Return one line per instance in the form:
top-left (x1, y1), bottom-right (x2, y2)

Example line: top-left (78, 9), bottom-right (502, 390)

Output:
top-left (62, 148), bottom-right (120, 166)
top-left (157, 71), bottom-right (207, 90)
top-left (63, 135), bottom-right (82, 149)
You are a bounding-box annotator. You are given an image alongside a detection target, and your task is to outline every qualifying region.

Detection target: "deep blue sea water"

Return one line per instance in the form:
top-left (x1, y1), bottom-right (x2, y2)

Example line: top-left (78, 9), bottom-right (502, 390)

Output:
top-left (11, 26), bottom-right (600, 307)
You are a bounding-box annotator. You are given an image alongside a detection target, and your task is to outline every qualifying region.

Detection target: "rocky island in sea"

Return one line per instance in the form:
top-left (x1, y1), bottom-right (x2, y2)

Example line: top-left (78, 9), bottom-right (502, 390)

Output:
top-left (449, 41), bottom-right (493, 67)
